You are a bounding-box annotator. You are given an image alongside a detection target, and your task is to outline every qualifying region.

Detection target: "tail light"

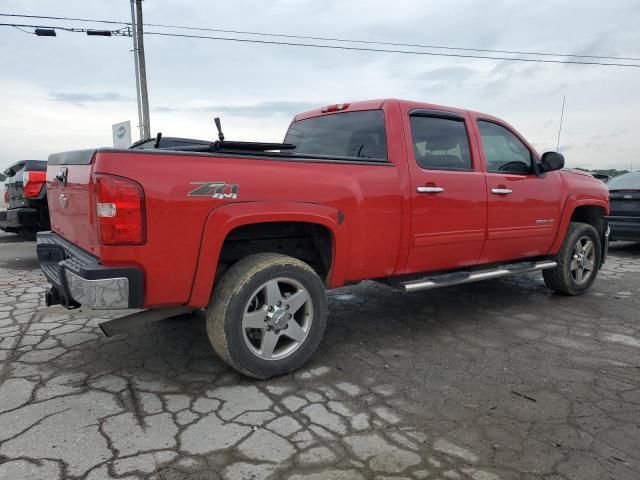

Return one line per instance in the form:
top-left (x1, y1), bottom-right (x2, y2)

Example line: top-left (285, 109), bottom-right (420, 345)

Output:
top-left (94, 174), bottom-right (146, 245)
top-left (321, 103), bottom-right (350, 113)
top-left (22, 171), bottom-right (46, 198)
top-left (3, 189), bottom-right (8, 204)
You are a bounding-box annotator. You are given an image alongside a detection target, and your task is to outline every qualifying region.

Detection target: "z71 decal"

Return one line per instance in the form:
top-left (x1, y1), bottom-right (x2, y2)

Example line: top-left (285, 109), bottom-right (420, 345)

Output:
top-left (188, 182), bottom-right (239, 199)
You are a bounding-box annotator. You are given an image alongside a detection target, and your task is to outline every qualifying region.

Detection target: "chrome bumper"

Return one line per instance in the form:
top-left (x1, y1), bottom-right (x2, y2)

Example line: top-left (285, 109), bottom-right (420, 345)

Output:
top-left (65, 270), bottom-right (130, 309)
top-left (37, 231), bottom-right (144, 310)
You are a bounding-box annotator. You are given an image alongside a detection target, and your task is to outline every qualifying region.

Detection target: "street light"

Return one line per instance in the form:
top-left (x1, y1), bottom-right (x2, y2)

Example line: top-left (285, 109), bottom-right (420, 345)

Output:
top-left (34, 28), bottom-right (56, 37)
top-left (86, 30), bottom-right (112, 36)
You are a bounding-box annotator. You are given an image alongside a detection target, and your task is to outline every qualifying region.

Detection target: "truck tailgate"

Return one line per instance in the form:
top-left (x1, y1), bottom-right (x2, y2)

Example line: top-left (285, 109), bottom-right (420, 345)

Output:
top-left (47, 150), bottom-right (98, 254)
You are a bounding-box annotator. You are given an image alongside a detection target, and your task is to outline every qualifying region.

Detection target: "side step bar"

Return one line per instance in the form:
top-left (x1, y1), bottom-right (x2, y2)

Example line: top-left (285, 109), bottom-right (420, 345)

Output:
top-left (401, 260), bottom-right (557, 293)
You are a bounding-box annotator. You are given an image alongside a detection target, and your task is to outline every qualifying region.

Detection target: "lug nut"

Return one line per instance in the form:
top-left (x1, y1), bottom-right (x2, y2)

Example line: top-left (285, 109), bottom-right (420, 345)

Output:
top-left (288, 314), bottom-right (292, 319)
top-left (268, 306), bottom-right (274, 312)
top-left (277, 301), bottom-right (282, 307)
top-left (285, 304), bottom-right (290, 310)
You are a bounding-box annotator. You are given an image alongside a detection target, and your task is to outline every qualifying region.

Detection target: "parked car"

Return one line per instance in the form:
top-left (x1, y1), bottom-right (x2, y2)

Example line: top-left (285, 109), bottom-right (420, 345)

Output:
top-left (607, 172), bottom-right (640, 242)
top-left (592, 173), bottom-right (612, 183)
top-left (0, 160), bottom-right (49, 240)
top-left (36, 99), bottom-right (609, 379)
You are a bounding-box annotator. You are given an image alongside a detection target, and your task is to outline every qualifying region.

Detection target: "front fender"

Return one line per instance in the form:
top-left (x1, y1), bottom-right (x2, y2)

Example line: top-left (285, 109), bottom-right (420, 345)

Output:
top-left (187, 201), bottom-right (349, 308)
top-left (548, 194), bottom-right (609, 255)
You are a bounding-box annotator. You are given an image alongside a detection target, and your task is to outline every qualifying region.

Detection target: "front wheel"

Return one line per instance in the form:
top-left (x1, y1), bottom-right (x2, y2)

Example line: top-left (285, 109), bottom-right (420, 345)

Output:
top-left (543, 222), bottom-right (602, 295)
top-left (206, 253), bottom-right (328, 379)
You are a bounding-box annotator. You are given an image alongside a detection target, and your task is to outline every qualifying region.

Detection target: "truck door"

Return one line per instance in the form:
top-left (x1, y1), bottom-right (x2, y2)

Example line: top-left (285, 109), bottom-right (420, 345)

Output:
top-left (474, 119), bottom-right (562, 263)
top-left (404, 110), bottom-right (488, 273)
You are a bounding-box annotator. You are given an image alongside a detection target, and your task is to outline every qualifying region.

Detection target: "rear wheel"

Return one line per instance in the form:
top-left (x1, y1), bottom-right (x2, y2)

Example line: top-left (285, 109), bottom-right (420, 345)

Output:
top-left (543, 222), bottom-right (601, 295)
top-left (206, 253), bottom-right (327, 379)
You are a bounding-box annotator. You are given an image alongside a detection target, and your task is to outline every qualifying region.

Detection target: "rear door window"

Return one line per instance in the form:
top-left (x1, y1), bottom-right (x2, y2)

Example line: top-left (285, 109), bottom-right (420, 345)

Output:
top-left (409, 115), bottom-right (472, 170)
top-left (284, 110), bottom-right (388, 161)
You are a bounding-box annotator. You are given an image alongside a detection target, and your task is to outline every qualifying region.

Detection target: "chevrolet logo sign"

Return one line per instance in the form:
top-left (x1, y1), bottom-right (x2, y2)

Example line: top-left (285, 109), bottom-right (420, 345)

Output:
top-left (624, 194), bottom-right (633, 199)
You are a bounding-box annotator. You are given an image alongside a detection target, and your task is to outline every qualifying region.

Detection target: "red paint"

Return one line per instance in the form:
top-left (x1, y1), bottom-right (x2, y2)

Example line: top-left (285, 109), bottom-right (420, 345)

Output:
top-left (46, 99), bottom-right (609, 308)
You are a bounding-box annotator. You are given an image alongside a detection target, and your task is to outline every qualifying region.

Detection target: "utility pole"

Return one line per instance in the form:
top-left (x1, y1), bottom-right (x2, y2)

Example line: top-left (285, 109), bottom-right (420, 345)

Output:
top-left (130, 0), bottom-right (151, 140)
top-left (130, 0), bottom-right (143, 140)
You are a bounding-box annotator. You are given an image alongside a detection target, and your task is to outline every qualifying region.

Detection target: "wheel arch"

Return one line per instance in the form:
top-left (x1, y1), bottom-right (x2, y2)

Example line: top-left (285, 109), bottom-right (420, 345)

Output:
top-left (187, 202), bottom-right (349, 308)
top-left (549, 196), bottom-right (608, 257)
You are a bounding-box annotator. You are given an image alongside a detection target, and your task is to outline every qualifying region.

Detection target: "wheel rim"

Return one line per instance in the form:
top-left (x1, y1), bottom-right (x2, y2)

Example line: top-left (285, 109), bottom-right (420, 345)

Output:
top-left (241, 277), bottom-right (313, 361)
top-left (571, 236), bottom-right (596, 285)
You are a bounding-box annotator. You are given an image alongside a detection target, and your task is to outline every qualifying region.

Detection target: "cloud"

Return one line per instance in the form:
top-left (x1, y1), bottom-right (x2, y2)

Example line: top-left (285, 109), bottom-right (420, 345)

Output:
top-left (1, 0), bottom-right (639, 171)
top-left (154, 101), bottom-right (319, 117)
top-left (420, 66), bottom-right (479, 82)
top-left (51, 92), bottom-right (134, 105)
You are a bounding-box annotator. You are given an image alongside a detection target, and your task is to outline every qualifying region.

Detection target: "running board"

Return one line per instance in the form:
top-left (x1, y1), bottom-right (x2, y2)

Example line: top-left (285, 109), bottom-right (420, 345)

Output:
top-left (400, 260), bottom-right (557, 293)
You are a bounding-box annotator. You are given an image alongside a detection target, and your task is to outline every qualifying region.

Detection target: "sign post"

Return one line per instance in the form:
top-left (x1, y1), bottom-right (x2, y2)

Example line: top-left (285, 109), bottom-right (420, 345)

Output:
top-left (112, 121), bottom-right (132, 148)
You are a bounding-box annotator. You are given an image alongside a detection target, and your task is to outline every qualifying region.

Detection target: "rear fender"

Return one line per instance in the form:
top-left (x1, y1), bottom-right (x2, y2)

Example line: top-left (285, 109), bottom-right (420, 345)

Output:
top-left (187, 201), bottom-right (349, 308)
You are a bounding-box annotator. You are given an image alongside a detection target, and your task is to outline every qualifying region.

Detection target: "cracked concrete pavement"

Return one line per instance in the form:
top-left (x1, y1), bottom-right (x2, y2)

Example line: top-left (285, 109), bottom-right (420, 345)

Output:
top-left (0, 231), bottom-right (639, 479)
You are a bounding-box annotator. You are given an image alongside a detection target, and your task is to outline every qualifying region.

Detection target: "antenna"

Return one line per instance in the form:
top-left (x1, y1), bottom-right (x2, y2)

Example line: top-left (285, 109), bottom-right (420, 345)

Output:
top-left (556, 95), bottom-right (565, 151)
top-left (214, 117), bottom-right (225, 142)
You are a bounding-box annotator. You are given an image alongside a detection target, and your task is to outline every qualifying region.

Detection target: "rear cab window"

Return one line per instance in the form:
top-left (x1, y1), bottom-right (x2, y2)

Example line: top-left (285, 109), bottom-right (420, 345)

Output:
top-left (284, 110), bottom-right (388, 161)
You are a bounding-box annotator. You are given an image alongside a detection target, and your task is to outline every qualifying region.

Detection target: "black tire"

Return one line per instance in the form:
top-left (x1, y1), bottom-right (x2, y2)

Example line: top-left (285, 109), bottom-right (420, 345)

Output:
top-left (206, 253), bottom-right (328, 379)
top-left (543, 222), bottom-right (602, 295)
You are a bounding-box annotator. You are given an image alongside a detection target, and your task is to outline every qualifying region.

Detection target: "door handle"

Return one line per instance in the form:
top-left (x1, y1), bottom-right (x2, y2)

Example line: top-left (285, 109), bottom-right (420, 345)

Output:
top-left (417, 186), bottom-right (444, 193)
top-left (491, 188), bottom-right (513, 195)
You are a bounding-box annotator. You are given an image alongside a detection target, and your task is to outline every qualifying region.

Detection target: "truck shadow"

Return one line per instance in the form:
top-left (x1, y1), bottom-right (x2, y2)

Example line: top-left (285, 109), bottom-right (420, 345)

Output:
top-left (0, 233), bottom-right (29, 244)
top-left (47, 272), bottom-right (563, 386)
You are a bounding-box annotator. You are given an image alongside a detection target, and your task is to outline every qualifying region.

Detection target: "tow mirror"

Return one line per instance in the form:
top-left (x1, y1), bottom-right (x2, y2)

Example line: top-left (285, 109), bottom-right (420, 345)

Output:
top-left (540, 151), bottom-right (565, 173)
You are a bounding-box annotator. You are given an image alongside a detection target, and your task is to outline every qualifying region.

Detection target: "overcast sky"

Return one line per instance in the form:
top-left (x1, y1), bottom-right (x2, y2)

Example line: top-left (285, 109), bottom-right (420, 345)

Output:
top-left (1, 0), bottom-right (639, 172)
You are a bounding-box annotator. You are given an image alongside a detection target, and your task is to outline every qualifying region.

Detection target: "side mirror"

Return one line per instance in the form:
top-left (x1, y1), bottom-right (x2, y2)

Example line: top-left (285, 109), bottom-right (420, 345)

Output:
top-left (540, 151), bottom-right (565, 172)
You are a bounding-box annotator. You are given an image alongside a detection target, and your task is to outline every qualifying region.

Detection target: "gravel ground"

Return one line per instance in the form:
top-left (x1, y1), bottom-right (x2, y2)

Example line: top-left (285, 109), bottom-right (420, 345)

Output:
top-left (0, 231), bottom-right (639, 480)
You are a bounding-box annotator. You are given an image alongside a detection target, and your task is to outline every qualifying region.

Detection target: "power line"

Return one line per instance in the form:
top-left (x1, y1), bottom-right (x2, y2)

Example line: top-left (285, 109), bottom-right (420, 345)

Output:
top-left (0, 22), bottom-right (129, 36)
top-left (1, 12), bottom-right (639, 63)
top-left (144, 31), bottom-right (640, 68)
top-left (11, 25), bottom-right (32, 34)
top-left (2, 20), bottom-right (639, 68)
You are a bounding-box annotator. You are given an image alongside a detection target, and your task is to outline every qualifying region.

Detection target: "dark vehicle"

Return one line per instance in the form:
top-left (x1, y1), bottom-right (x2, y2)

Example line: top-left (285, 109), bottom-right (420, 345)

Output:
top-left (592, 173), bottom-right (612, 183)
top-left (130, 136), bottom-right (211, 150)
top-left (0, 160), bottom-right (49, 240)
top-left (608, 172), bottom-right (640, 242)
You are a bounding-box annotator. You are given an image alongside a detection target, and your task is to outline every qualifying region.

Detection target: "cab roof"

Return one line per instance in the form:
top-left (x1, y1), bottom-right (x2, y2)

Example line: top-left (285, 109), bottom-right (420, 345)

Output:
top-left (293, 99), bottom-right (502, 123)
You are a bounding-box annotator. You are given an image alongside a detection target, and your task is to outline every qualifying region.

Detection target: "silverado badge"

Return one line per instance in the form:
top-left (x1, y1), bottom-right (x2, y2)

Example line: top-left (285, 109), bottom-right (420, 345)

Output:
top-left (188, 182), bottom-right (239, 199)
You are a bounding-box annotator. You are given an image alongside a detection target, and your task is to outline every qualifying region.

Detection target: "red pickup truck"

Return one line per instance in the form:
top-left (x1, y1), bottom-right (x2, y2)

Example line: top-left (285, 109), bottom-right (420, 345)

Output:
top-left (37, 99), bottom-right (609, 379)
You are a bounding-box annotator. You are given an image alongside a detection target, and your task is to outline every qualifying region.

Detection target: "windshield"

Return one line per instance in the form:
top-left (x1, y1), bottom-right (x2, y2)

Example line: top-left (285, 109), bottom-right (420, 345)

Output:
top-left (284, 110), bottom-right (387, 161)
top-left (608, 173), bottom-right (640, 190)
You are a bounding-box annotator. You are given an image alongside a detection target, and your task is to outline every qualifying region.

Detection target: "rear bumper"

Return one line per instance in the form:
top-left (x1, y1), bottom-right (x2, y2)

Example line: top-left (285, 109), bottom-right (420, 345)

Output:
top-left (0, 207), bottom-right (40, 230)
top-left (607, 215), bottom-right (640, 241)
top-left (36, 231), bottom-right (144, 310)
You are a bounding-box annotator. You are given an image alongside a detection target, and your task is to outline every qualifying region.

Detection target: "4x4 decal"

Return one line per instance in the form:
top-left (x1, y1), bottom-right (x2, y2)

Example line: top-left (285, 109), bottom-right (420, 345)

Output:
top-left (188, 182), bottom-right (239, 199)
